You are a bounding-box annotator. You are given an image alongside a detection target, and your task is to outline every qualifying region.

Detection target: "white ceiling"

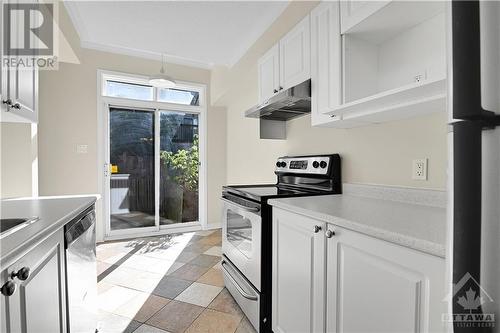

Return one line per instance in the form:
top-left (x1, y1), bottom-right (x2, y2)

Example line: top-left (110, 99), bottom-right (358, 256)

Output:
top-left (64, 1), bottom-right (289, 69)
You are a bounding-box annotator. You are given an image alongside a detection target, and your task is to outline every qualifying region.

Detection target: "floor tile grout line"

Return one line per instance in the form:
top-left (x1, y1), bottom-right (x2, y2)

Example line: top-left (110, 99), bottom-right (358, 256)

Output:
top-left (97, 245), bottom-right (143, 282)
top-left (97, 231), bottom-right (244, 333)
top-left (183, 308), bottom-right (243, 333)
top-left (136, 297), bottom-right (173, 328)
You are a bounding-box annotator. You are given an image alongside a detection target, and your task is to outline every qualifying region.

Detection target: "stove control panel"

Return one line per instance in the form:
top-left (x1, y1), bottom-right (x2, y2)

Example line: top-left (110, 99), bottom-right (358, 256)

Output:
top-left (275, 155), bottom-right (332, 175)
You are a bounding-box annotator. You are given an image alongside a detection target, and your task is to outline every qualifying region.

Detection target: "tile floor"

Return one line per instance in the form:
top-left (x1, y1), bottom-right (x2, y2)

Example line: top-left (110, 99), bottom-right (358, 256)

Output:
top-left (96, 229), bottom-right (256, 333)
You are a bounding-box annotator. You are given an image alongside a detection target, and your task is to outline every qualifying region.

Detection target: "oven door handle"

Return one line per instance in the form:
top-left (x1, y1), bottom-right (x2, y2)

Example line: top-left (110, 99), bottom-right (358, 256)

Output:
top-left (221, 260), bottom-right (258, 301)
top-left (221, 198), bottom-right (260, 213)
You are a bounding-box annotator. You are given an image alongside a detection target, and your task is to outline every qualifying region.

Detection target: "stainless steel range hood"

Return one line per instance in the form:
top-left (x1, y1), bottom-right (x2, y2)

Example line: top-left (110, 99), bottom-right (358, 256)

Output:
top-left (244, 80), bottom-right (311, 121)
top-left (245, 80), bottom-right (311, 140)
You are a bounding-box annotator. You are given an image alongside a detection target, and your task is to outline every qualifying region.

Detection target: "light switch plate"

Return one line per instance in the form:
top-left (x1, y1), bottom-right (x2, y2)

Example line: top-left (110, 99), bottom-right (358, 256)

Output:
top-left (76, 144), bottom-right (88, 154)
top-left (412, 158), bottom-right (428, 180)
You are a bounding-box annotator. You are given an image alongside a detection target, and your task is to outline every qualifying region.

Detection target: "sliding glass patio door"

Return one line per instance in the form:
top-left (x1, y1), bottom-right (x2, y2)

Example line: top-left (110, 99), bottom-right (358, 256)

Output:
top-left (106, 107), bottom-right (200, 236)
top-left (159, 111), bottom-right (199, 225)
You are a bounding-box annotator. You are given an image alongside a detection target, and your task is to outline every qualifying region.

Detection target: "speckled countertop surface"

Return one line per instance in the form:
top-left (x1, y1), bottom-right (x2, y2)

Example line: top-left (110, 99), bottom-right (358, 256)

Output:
top-left (269, 193), bottom-right (446, 258)
top-left (1, 196), bottom-right (98, 266)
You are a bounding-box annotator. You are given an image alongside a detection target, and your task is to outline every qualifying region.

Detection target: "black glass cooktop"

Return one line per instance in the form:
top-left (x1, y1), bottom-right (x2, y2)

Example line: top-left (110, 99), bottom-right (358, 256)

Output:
top-left (223, 184), bottom-right (316, 202)
top-left (236, 186), bottom-right (300, 196)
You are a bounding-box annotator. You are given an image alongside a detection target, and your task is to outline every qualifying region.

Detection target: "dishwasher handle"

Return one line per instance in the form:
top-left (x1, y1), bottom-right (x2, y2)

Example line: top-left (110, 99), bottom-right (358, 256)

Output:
top-left (64, 207), bottom-right (96, 247)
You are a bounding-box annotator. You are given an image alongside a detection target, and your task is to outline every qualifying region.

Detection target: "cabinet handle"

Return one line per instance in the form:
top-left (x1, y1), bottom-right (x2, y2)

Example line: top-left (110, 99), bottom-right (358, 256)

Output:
top-left (2, 99), bottom-right (12, 106)
top-left (314, 225), bottom-right (322, 233)
top-left (325, 230), bottom-right (335, 238)
top-left (273, 89), bottom-right (278, 93)
top-left (12, 267), bottom-right (30, 281)
top-left (11, 103), bottom-right (21, 110)
top-left (1, 280), bottom-right (16, 296)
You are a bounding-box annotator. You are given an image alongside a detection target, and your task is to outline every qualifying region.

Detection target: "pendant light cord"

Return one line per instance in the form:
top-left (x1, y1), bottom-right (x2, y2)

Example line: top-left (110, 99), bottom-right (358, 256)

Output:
top-left (160, 54), bottom-right (166, 75)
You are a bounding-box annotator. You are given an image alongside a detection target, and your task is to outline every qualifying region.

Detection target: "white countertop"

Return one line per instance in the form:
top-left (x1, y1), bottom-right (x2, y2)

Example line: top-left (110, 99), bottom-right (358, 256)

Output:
top-left (269, 193), bottom-right (446, 257)
top-left (1, 195), bottom-right (98, 266)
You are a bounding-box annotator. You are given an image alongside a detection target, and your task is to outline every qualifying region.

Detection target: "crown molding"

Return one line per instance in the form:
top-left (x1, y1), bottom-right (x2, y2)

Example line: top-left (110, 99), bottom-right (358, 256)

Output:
top-left (64, 1), bottom-right (213, 70)
top-left (63, 0), bottom-right (288, 70)
top-left (227, 2), bottom-right (288, 68)
top-left (80, 40), bottom-right (214, 70)
top-left (63, 1), bottom-right (90, 42)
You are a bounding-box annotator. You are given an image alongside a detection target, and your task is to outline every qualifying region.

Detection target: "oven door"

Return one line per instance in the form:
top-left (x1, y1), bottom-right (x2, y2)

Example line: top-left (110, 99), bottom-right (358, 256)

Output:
top-left (221, 197), bottom-right (262, 291)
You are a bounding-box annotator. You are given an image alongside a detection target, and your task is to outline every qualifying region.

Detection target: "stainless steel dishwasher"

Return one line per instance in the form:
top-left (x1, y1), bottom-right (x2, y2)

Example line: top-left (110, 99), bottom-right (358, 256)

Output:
top-left (64, 206), bottom-right (97, 333)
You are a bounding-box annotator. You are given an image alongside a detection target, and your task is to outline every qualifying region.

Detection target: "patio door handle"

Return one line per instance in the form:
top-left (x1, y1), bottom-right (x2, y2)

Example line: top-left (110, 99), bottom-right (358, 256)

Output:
top-left (104, 163), bottom-right (109, 177)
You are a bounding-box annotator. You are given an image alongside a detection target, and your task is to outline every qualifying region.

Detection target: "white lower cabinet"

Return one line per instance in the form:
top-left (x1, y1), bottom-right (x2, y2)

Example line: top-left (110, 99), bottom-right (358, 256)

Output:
top-left (325, 224), bottom-right (445, 333)
top-left (272, 208), bottom-right (325, 333)
top-left (272, 207), bottom-right (445, 333)
top-left (1, 230), bottom-right (67, 333)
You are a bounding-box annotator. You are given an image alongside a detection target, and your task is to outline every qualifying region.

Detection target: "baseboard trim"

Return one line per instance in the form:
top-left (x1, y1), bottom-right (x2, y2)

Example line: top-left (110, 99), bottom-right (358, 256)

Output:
top-left (204, 222), bottom-right (221, 230)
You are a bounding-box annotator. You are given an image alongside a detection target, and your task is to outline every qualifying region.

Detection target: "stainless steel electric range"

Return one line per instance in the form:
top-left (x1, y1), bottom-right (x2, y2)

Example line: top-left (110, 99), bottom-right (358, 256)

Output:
top-left (221, 154), bottom-right (341, 332)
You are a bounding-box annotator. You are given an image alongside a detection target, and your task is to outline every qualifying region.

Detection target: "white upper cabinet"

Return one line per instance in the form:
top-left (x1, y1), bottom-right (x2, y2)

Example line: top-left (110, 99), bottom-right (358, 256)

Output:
top-left (0, 67), bottom-right (7, 116)
top-left (340, 1), bottom-right (390, 33)
top-left (310, 0), bottom-right (447, 127)
top-left (325, 224), bottom-right (445, 332)
top-left (279, 15), bottom-right (311, 91)
top-left (0, 3), bottom-right (8, 116)
top-left (12, 66), bottom-right (38, 121)
top-left (0, 1), bottom-right (39, 123)
top-left (3, 64), bottom-right (39, 123)
top-left (258, 16), bottom-right (311, 105)
top-left (311, 2), bottom-right (361, 128)
top-left (258, 44), bottom-right (280, 104)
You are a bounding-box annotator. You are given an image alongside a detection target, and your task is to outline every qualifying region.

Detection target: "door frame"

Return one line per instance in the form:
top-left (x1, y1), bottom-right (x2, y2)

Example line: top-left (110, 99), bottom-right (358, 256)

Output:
top-left (96, 69), bottom-right (207, 241)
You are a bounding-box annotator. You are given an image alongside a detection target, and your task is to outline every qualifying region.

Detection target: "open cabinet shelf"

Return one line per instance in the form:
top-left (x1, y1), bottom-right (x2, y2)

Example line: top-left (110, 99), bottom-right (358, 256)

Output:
top-left (327, 77), bottom-right (446, 124)
top-left (322, 1), bottom-right (446, 127)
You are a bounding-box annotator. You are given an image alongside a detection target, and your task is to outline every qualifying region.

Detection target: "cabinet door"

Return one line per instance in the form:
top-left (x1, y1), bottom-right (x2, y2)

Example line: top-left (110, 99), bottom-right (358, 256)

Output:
top-left (12, 64), bottom-right (38, 122)
top-left (0, 0), bottom-right (38, 123)
top-left (325, 225), bottom-right (445, 333)
top-left (1, 230), bottom-right (67, 333)
top-left (311, 2), bottom-right (342, 126)
top-left (0, 2), bottom-right (8, 115)
top-left (340, 1), bottom-right (390, 33)
top-left (272, 208), bottom-right (325, 333)
top-left (279, 15), bottom-right (311, 90)
top-left (258, 44), bottom-right (280, 104)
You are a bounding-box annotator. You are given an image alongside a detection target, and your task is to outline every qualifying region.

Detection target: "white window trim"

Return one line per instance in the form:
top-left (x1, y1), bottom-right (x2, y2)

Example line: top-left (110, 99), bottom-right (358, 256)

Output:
top-left (96, 69), bottom-right (208, 242)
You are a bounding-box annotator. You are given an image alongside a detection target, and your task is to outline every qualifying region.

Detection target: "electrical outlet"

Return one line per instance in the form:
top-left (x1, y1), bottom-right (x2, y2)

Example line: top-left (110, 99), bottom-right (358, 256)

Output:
top-left (414, 70), bottom-right (427, 83)
top-left (412, 158), bottom-right (428, 180)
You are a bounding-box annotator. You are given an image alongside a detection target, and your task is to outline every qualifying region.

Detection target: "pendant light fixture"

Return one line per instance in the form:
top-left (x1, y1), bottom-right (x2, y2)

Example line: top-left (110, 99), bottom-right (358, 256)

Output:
top-left (149, 54), bottom-right (176, 88)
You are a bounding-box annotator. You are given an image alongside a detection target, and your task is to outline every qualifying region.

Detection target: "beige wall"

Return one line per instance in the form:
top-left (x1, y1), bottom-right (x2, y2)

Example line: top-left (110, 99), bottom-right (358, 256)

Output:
top-left (0, 123), bottom-right (35, 198)
top-left (38, 4), bottom-right (227, 237)
top-left (286, 113), bottom-right (447, 188)
top-left (214, 1), bottom-right (447, 190)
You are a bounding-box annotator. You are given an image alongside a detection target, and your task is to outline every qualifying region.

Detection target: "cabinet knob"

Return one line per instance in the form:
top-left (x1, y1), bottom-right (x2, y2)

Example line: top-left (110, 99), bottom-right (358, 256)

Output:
top-left (12, 267), bottom-right (30, 281)
top-left (11, 103), bottom-right (21, 110)
top-left (314, 225), bottom-right (322, 233)
top-left (2, 99), bottom-right (12, 106)
top-left (1, 280), bottom-right (16, 296)
top-left (273, 89), bottom-right (278, 93)
top-left (325, 230), bottom-right (335, 238)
